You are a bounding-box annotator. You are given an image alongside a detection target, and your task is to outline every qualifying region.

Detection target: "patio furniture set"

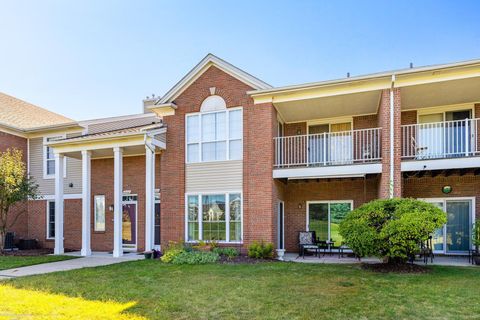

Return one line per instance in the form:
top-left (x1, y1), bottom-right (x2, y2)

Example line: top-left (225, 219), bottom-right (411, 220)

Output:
top-left (298, 231), bottom-right (350, 259)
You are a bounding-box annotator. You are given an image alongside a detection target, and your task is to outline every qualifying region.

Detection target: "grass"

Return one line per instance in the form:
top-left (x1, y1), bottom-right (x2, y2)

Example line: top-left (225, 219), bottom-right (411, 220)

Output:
top-left (0, 255), bottom-right (76, 270)
top-left (3, 261), bottom-right (480, 319)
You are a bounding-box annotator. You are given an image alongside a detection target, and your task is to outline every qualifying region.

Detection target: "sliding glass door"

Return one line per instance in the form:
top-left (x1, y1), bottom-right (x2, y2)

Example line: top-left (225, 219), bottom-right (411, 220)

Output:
top-left (424, 198), bottom-right (473, 254)
top-left (307, 201), bottom-right (352, 246)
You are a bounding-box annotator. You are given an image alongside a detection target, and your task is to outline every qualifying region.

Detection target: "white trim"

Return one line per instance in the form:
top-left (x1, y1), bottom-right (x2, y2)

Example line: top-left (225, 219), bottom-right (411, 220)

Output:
top-left (159, 54), bottom-right (271, 104)
top-left (273, 163), bottom-right (382, 179)
top-left (401, 157), bottom-right (480, 172)
top-left (37, 194), bottom-right (82, 200)
top-left (410, 103), bottom-right (475, 116)
top-left (93, 195), bottom-right (106, 232)
top-left (306, 200), bottom-right (354, 242)
top-left (420, 197), bottom-right (476, 254)
top-left (185, 107), bottom-right (243, 164)
top-left (43, 134), bottom-right (67, 179)
top-left (46, 200), bottom-right (55, 240)
top-left (185, 191), bottom-right (243, 244)
top-left (277, 201), bottom-right (285, 250)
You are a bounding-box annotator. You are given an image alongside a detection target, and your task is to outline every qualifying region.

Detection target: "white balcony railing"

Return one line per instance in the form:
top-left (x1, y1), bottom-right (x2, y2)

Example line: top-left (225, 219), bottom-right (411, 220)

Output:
top-left (274, 127), bottom-right (382, 168)
top-left (402, 118), bottom-right (480, 160)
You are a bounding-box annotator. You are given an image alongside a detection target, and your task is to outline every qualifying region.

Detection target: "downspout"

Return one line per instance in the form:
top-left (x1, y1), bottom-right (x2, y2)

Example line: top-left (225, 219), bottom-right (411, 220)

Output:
top-left (389, 74), bottom-right (396, 199)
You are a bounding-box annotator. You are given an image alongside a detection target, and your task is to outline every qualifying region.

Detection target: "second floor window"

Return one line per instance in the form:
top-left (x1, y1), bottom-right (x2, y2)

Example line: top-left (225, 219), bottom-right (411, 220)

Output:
top-left (43, 135), bottom-right (66, 178)
top-left (186, 99), bottom-right (243, 163)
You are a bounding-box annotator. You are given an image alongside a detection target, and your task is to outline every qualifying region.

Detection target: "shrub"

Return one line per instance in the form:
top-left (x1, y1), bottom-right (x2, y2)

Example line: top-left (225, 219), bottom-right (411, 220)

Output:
top-left (247, 241), bottom-right (274, 259)
top-left (212, 247), bottom-right (239, 259)
top-left (171, 251), bottom-right (219, 265)
top-left (160, 242), bottom-right (184, 263)
top-left (339, 198), bottom-right (446, 263)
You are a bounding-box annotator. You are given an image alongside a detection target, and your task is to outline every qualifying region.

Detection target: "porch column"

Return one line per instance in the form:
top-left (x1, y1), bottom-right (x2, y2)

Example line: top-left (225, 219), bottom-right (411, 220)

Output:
top-left (81, 150), bottom-right (92, 256)
top-left (113, 147), bottom-right (123, 258)
top-left (54, 153), bottom-right (64, 255)
top-left (145, 145), bottom-right (155, 252)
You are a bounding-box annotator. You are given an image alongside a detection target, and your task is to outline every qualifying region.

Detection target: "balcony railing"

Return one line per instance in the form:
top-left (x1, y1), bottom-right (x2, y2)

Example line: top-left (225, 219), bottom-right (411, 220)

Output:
top-left (274, 127), bottom-right (382, 168)
top-left (402, 118), bottom-right (480, 160)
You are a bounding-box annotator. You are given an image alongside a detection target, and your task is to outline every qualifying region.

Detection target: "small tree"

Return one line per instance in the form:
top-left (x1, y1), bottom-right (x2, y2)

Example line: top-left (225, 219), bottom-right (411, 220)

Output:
top-left (339, 198), bottom-right (446, 264)
top-left (0, 148), bottom-right (38, 251)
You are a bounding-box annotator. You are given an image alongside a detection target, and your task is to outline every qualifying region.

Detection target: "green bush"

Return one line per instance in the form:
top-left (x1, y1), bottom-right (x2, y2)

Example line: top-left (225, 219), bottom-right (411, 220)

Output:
top-left (247, 241), bottom-right (274, 259)
top-left (212, 247), bottom-right (239, 258)
top-left (160, 242), bottom-right (184, 263)
top-left (171, 251), bottom-right (219, 265)
top-left (339, 198), bottom-right (446, 263)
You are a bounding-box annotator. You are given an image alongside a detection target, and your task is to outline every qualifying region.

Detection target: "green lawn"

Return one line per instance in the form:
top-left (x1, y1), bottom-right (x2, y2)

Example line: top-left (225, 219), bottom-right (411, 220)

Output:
top-left (3, 261), bottom-right (480, 319)
top-left (0, 255), bottom-right (76, 270)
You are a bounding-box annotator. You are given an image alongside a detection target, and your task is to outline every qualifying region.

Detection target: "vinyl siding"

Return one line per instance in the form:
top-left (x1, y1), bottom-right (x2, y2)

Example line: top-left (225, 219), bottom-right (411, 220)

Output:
top-left (29, 135), bottom-right (82, 196)
top-left (86, 115), bottom-right (158, 134)
top-left (186, 160), bottom-right (242, 193)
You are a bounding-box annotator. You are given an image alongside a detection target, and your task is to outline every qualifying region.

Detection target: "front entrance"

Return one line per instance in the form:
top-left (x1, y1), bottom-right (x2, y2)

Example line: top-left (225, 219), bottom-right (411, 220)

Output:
top-left (423, 198), bottom-right (474, 254)
top-left (122, 195), bottom-right (138, 251)
top-left (307, 201), bottom-right (353, 246)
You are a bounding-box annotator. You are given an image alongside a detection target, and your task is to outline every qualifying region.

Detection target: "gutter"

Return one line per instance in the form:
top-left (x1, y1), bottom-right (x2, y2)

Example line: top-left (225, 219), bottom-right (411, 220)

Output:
top-left (389, 74), bottom-right (396, 198)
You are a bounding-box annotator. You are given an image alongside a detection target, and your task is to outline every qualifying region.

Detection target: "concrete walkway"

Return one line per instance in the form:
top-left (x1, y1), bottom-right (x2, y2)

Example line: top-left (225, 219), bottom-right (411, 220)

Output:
top-left (0, 251), bottom-right (143, 280)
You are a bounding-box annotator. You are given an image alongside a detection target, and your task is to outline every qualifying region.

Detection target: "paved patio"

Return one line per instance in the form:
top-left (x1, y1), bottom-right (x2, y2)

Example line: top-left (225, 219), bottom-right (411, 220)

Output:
top-left (283, 253), bottom-right (476, 267)
top-left (0, 251), bottom-right (143, 280)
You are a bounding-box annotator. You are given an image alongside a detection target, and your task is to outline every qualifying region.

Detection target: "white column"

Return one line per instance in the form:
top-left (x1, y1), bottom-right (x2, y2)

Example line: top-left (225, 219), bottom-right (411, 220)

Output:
top-left (113, 147), bottom-right (123, 258)
top-left (81, 150), bottom-right (92, 256)
top-left (54, 153), bottom-right (64, 255)
top-left (145, 145), bottom-right (155, 252)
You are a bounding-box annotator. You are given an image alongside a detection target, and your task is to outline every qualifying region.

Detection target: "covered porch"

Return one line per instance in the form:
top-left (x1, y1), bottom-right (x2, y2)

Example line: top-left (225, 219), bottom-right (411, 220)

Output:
top-left (46, 123), bottom-right (166, 258)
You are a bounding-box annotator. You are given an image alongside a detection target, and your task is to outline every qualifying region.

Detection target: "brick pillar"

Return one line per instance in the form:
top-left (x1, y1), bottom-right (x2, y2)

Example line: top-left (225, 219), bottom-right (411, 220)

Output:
top-left (378, 88), bottom-right (402, 198)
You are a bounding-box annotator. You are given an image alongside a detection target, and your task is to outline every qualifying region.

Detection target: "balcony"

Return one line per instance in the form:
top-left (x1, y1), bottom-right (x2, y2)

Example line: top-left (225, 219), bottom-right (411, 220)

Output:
top-left (273, 127), bottom-right (382, 179)
top-left (401, 118), bottom-right (480, 171)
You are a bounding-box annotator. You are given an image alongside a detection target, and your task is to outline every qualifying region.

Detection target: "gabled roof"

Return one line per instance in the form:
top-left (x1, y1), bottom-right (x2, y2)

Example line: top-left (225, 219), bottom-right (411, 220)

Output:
top-left (157, 54), bottom-right (272, 104)
top-left (0, 92), bottom-right (76, 131)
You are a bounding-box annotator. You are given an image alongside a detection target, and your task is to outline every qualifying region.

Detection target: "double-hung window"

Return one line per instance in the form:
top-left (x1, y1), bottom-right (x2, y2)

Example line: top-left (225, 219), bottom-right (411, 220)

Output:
top-left (186, 193), bottom-right (242, 243)
top-left (43, 135), bottom-right (66, 179)
top-left (186, 108), bottom-right (243, 163)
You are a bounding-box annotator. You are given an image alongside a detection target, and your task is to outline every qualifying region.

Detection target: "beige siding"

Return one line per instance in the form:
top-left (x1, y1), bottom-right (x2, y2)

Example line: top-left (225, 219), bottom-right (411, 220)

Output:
top-left (29, 136), bottom-right (82, 196)
top-left (87, 115), bottom-right (158, 134)
top-left (186, 160), bottom-right (242, 193)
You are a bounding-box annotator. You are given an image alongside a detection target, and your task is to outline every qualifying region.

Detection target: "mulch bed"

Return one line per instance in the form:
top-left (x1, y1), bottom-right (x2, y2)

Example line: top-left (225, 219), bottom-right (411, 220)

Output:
top-left (218, 255), bottom-right (277, 264)
top-left (0, 248), bottom-right (54, 256)
top-left (361, 262), bottom-right (429, 274)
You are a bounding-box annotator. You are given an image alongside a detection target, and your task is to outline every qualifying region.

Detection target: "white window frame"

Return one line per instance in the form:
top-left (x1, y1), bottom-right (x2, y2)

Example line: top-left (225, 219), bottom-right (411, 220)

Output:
top-left (306, 200), bottom-right (354, 242)
top-left (46, 200), bottom-right (55, 240)
top-left (94, 195), bottom-right (106, 232)
top-left (185, 107), bottom-right (243, 163)
top-left (419, 197), bottom-right (476, 255)
top-left (185, 191), bottom-right (243, 244)
top-left (43, 134), bottom-right (67, 179)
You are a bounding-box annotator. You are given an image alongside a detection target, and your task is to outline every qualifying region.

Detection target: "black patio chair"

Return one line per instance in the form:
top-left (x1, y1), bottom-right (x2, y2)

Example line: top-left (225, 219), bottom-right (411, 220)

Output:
top-left (420, 236), bottom-right (434, 264)
top-left (298, 231), bottom-right (319, 259)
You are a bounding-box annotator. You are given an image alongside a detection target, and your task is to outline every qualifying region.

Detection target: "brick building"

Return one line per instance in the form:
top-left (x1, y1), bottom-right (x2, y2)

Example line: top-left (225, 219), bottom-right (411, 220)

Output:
top-left (2, 55), bottom-right (480, 256)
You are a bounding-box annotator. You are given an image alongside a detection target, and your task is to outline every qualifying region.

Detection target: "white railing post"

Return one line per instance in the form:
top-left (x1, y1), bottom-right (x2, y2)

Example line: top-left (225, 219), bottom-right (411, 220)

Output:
top-left (465, 118), bottom-right (470, 157)
top-left (323, 132), bottom-right (327, 166)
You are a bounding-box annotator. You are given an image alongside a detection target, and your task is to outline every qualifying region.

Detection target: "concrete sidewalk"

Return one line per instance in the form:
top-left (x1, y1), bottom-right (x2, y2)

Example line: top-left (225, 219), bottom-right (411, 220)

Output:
top-left (0, 252), bottom-right (143, 280)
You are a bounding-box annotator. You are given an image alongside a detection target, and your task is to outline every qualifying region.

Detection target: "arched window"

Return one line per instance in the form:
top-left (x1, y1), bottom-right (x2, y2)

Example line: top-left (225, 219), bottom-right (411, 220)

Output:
top-left (200, 95), bottom-right (226, 112)
top-left (186, 96), bottom-right (243, 163)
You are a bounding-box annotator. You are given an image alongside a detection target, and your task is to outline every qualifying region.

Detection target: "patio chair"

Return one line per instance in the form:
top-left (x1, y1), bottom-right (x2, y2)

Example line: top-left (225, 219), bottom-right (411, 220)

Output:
top-left (4, 232), bottom-right (15, 251)
top-left (420, 236), bottom-right (434, 264)
top-left (411, 136), bottom-right (428, 159)
top-left (298, 231), bottom-right (319, 259)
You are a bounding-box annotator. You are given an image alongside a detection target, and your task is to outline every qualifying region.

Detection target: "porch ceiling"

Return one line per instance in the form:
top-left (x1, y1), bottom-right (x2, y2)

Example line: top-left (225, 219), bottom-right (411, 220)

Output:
top-left (400, 76), bottom-right (480, 110)
top-left (276, 90), bottom-right (381, 123)
top-left (63, 144), bottom-right (150, 160)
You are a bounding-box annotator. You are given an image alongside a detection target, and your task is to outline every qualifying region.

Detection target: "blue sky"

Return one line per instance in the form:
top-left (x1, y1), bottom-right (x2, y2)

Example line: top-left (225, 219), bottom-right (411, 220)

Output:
top-left (0, 1), bottom-right (479, 120)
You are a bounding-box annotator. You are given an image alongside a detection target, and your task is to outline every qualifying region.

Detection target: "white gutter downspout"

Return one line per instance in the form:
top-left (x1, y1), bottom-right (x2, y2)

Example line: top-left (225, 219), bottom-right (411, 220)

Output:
top-left (389, 74), bottom-right (396, 199)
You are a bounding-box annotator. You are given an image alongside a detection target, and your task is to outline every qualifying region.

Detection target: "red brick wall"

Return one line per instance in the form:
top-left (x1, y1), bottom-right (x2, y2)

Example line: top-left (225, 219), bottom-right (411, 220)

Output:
top-left (284, 122), bottom-right (307, 136)
top-left (401, 110), bottom-right (417, 125)
top-left (0, 130), bottom-right (28, 239)
top-left (377, 89), bottom-right (402, 198)
top-left (161, 65), bottom-right (277, 249)
top-left (403, 174), bottom-right (480, 219)
top-left (283, 177), bottom-right (379, 252)
top-left (353, 114), bottom-right (378, 130)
